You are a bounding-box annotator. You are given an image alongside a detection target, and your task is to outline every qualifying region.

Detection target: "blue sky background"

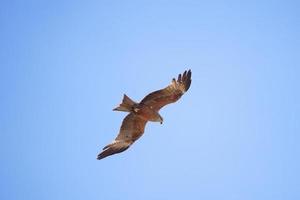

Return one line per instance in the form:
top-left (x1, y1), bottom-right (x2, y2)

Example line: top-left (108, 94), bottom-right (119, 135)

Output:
top-left (1, 0), bottom-right (299, 199)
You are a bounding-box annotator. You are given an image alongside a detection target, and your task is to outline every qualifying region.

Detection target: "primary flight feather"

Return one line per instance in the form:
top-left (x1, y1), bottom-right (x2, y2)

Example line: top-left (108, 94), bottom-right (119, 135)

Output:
top-left (97, 69), bottom-right (192, 160)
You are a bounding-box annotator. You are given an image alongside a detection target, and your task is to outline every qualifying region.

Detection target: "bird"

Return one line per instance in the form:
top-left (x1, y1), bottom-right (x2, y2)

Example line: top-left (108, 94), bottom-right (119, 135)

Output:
top-left (97, 69), bottom-right (192, 160)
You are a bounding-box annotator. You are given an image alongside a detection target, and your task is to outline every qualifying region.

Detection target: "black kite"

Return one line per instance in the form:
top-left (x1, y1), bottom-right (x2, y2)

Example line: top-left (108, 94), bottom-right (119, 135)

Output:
top-left (97, 70), bottom-right (192, 160)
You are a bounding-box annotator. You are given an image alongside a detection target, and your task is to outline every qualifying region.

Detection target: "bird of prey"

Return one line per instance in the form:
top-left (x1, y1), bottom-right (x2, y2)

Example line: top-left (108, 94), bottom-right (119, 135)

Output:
top-left (97, 69), bottom-right (192, 160)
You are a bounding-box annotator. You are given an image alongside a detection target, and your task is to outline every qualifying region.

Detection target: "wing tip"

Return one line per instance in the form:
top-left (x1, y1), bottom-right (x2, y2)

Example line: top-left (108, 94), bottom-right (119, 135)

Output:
top-left (96, 141), bottom-right (131, 160)
top-left (179, 69), bottom-right (192, 92)
top-left (97, 154), bottom-right (104, 160)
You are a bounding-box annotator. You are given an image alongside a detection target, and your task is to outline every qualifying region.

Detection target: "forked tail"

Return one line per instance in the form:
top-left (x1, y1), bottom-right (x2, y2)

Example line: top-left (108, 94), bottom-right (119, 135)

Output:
top-left (113, 94), bottom-right (137, 112)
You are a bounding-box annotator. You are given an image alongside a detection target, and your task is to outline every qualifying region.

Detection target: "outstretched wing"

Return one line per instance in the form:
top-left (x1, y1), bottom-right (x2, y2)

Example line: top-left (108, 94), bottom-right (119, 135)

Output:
top-left (97, 113), bottom-right (147, 160)
top-left (140, 69), bottom-right (192, 111)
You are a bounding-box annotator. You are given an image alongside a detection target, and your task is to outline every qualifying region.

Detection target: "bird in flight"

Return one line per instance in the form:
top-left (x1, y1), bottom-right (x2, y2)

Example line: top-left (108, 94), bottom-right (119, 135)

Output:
top-left (97, 69), bottom-right (192, 160)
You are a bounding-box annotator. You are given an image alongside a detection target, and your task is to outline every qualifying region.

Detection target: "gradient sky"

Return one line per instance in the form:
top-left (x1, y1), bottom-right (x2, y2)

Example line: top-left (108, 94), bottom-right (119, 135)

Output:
top-left (1, 1), bottom-right (300, 200)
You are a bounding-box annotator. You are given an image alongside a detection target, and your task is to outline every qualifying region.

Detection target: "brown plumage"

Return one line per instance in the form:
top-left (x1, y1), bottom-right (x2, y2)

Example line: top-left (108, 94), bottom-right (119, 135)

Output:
top-left (97, 69), bottom-right (192, 160)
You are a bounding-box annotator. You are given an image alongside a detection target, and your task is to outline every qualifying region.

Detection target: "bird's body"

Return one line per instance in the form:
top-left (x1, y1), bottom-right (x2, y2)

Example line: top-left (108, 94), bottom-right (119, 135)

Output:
top-left (133, 103), bottom-right (163, 122)
top-left (97, 70), bottom-right (192, 160)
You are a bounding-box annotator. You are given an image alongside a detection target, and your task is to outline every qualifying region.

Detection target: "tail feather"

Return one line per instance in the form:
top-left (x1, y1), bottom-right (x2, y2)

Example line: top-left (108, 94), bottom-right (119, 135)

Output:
top-left (113, 94), bottom-right (136, 112)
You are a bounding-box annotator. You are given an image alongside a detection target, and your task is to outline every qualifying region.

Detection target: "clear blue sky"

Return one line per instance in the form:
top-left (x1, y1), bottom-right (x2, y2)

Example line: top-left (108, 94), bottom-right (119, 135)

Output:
top-left (1, 0), bottom-right (299, 199)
